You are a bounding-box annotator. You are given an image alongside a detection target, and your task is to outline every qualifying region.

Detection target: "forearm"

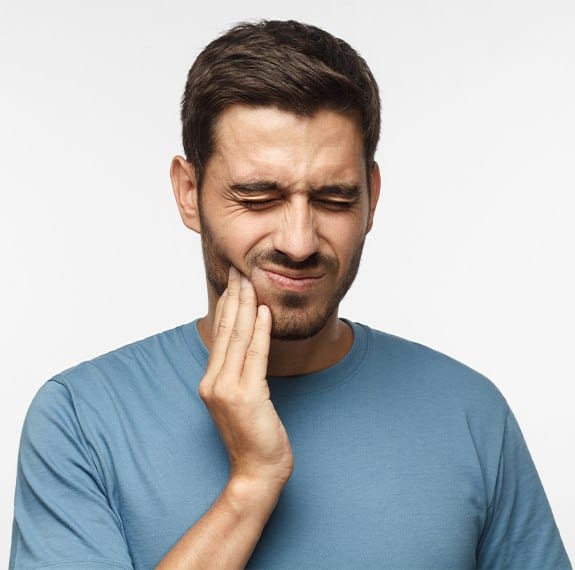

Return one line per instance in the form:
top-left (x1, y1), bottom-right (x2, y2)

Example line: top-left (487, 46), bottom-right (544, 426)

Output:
top-left (156, 476), bottom-right (286, 570)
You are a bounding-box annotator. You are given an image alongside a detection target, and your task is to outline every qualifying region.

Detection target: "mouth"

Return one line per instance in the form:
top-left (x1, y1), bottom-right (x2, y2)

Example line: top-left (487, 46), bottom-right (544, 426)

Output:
top-left (261, 267), bottom-right (325, 291)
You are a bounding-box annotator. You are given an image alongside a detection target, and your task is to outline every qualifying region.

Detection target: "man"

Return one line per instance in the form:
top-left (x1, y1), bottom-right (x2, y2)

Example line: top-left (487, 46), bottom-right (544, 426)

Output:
top-left (10, 19), bottom-right (570, 570)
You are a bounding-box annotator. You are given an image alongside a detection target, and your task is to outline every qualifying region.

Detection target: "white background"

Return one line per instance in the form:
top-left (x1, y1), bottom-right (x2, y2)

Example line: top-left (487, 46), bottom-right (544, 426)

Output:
top-left (1, 0), bottom-right (573, 564)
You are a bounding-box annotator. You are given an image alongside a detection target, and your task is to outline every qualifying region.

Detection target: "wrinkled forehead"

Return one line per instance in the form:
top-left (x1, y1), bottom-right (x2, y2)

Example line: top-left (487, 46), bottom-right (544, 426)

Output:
top-left (208, 104), bottom-right (367, 188)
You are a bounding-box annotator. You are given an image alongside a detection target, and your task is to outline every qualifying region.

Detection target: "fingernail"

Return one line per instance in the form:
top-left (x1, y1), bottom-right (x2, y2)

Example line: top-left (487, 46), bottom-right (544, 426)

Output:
top-left (240, 276), bottom-right (250, 289)
top-left (258, 305), bottom-right (269, 318)
top-left (229, 266), bottom-right (238, 280)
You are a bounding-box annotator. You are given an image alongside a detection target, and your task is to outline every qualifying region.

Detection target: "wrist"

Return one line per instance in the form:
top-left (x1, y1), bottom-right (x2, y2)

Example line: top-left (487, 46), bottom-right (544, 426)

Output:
top-left (223, 474), bottom-right (288, 522)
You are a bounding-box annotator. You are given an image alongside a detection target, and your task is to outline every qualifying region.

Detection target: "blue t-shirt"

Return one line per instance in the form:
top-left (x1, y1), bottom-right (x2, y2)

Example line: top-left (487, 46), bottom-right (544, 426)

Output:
top-left (10, 321), bottom-right (571, 569)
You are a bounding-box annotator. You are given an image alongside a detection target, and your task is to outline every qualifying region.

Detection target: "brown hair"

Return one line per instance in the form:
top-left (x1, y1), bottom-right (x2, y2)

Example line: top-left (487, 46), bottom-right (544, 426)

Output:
top-left (181, 20), bottom-right (381, 190)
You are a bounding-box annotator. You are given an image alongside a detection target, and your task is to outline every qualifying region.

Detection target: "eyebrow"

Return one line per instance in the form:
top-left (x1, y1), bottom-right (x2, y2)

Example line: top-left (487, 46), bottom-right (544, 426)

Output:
top-left (230, 181), bottom-right (280, 192)
top-left (313, 184), bottom-right (361, 199)
top-left (230, 181), bottom-right (361, 199)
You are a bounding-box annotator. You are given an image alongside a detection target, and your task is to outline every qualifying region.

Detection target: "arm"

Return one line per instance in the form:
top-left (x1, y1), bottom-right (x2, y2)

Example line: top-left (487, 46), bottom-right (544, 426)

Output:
top-left (476, 409), bottom-right (571, 568)
top-left (10, 381), bottom-right (134, 569)
top-left (155, 476), bottom-right (283, 569)
top-left (11, 266), bottom-right (290, 569)
top-left (156, 266), bottom-right (294, 569)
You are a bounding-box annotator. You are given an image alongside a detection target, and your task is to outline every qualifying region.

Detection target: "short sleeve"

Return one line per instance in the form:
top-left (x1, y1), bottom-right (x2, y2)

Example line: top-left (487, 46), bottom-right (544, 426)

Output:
top-left (10, 380), bottom-right (134, 569)
top-left (477, 409), bottom-right (571, 569)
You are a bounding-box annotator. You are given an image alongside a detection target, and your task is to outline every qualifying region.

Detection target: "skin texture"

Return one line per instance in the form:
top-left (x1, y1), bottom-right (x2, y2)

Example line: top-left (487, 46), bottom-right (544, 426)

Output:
top-left (172, 105), bottom-right (380, 375)
top-left (156, 267), bottom-right (293, 570)
top-left (160, 105), bottom-right (381, 568)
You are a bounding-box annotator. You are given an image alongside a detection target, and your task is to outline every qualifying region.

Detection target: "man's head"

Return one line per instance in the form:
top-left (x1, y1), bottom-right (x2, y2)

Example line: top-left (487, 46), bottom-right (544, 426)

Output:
top-left (172, 20), bottom-right (381, 341)
top-left (180, 20), bottom-right (380, 192)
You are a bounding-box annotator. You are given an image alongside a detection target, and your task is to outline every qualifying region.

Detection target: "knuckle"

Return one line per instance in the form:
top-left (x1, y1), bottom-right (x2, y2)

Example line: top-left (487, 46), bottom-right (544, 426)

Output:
top-left (212, 383), bottom-right (250, 407)
top-left (211, 383), bottom-right (227, 401)
top-left (217, 320), bottom-right (229, 333)
top-left (198, 381), bottom-right (212, 402)
top-left (212, 382), bottom-right (236, 403)
top-left (229, 327), bottom-right (242, 342)
top-left (245, 347), bottom-right (260, 360)
top-left (238, 289), bottom-right (254, 305)
top-left (226, 283), bottom-right (239, 297)
top-left (230, 391), bottom-right (250, 407)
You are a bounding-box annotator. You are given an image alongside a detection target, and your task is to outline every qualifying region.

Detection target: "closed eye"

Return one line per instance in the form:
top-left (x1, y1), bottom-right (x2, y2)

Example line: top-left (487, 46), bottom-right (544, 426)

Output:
top-left (240, 199), bottom-right (354, 211)
top-left (314, 199), bottom-right (355, 210)
top-left (240, 199), bottom-right (356, 211)
top-left (239, 199), bottom-right (280, 210)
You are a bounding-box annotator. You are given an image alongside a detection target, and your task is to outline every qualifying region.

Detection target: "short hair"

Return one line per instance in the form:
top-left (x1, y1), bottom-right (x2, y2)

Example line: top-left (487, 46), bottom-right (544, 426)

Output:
top-left (181, 20), bottom-right (381, 190)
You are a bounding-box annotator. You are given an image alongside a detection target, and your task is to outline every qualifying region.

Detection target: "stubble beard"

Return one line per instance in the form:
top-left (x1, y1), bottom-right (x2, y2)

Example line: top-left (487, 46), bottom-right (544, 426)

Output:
top-left (200, 215), bottom-right (365, 341)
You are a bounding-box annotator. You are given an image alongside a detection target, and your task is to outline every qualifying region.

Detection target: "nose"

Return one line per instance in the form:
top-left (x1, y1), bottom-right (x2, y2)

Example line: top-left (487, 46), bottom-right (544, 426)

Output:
top-left (272, 196), bottom-right (319, 262)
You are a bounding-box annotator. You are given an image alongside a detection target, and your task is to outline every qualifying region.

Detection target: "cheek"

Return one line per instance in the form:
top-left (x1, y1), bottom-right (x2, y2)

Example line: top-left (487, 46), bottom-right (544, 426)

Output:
top-left (216, 217), bottom-right (272, 264)
top-left (323, 217), bottom-right (366, 259)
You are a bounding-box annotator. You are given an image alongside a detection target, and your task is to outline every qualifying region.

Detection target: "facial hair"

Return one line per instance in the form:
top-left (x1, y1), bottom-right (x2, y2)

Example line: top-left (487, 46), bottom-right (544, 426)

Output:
top-left (199, 212), bottom-right (365, 341)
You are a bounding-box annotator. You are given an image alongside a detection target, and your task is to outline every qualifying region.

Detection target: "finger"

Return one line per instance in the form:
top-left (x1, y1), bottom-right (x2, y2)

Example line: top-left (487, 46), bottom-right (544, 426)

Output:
top-left (212, 288), bottom-right (227, 341)
top-left (219, 275), bottom-right (258, 378)
top-left (208, 266), bottom-right (241, 372)
top-left (240, 304), bottom-right (272, 385)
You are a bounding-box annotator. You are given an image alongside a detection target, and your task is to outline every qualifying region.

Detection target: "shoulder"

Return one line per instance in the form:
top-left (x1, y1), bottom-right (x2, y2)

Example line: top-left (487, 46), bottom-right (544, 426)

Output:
top-left (356, 322), bottom-right (509, 419)
top-left (22, 321), bottom-right (207, 451)
top-left (26, 321), bottom-right (204, 427)
top-left (51, 321), bottom-right (202, 392)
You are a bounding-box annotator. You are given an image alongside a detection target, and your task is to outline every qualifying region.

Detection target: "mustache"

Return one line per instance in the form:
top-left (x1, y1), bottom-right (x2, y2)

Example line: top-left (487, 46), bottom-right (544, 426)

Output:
top-left (248, 250), bottom-right (336, 271)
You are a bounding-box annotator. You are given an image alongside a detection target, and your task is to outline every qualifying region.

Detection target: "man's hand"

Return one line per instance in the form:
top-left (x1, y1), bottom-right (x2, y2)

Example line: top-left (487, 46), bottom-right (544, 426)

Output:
top-left (156, 267), bottom-right (293, 569)
top-left (199, 265), bottom-right (294, 488)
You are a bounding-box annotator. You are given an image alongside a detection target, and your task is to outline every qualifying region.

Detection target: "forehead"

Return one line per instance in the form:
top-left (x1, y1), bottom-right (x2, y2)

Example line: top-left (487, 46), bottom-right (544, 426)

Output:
top-left (208, 105), bottom-right (366, 187)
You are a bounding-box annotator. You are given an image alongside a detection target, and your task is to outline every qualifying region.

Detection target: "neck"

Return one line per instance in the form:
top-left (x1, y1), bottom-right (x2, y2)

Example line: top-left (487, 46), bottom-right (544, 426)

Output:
top-left (266, 315), bottom-right (352, 376)
top-left (198, 289), bottom-right (353, 377)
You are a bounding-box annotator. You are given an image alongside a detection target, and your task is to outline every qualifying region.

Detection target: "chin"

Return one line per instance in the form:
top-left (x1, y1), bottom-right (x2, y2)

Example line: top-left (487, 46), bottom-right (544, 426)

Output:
top-left (268, 302), bottom-right (336, 341)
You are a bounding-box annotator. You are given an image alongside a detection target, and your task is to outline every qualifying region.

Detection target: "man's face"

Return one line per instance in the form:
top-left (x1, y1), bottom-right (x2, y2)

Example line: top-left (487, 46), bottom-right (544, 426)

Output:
top-left (197, 105), bottom-right (379, 340)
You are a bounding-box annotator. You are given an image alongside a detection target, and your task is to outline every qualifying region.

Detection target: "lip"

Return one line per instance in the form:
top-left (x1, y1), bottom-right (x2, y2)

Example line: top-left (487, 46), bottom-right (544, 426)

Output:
top-left (261, 268), bottom-right (325, 291)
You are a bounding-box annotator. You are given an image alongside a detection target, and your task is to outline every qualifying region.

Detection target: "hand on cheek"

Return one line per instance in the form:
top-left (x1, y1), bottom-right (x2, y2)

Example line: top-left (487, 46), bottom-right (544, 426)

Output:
top-left (201, 266), bottom-right (294, 485)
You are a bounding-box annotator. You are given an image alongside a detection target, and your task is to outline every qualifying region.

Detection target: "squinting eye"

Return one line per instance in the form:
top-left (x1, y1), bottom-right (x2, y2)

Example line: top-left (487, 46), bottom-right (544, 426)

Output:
top-left (240, 200), bottom-right (278, 210)
top-left (315, 200), bottom-right (354, 210)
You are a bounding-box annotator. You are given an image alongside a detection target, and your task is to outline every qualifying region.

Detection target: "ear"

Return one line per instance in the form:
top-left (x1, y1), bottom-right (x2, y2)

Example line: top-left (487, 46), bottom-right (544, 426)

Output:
top-left (170, 155), bottom-right (201, 233)
top-left (366, 161), bottom-right (381, 233)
